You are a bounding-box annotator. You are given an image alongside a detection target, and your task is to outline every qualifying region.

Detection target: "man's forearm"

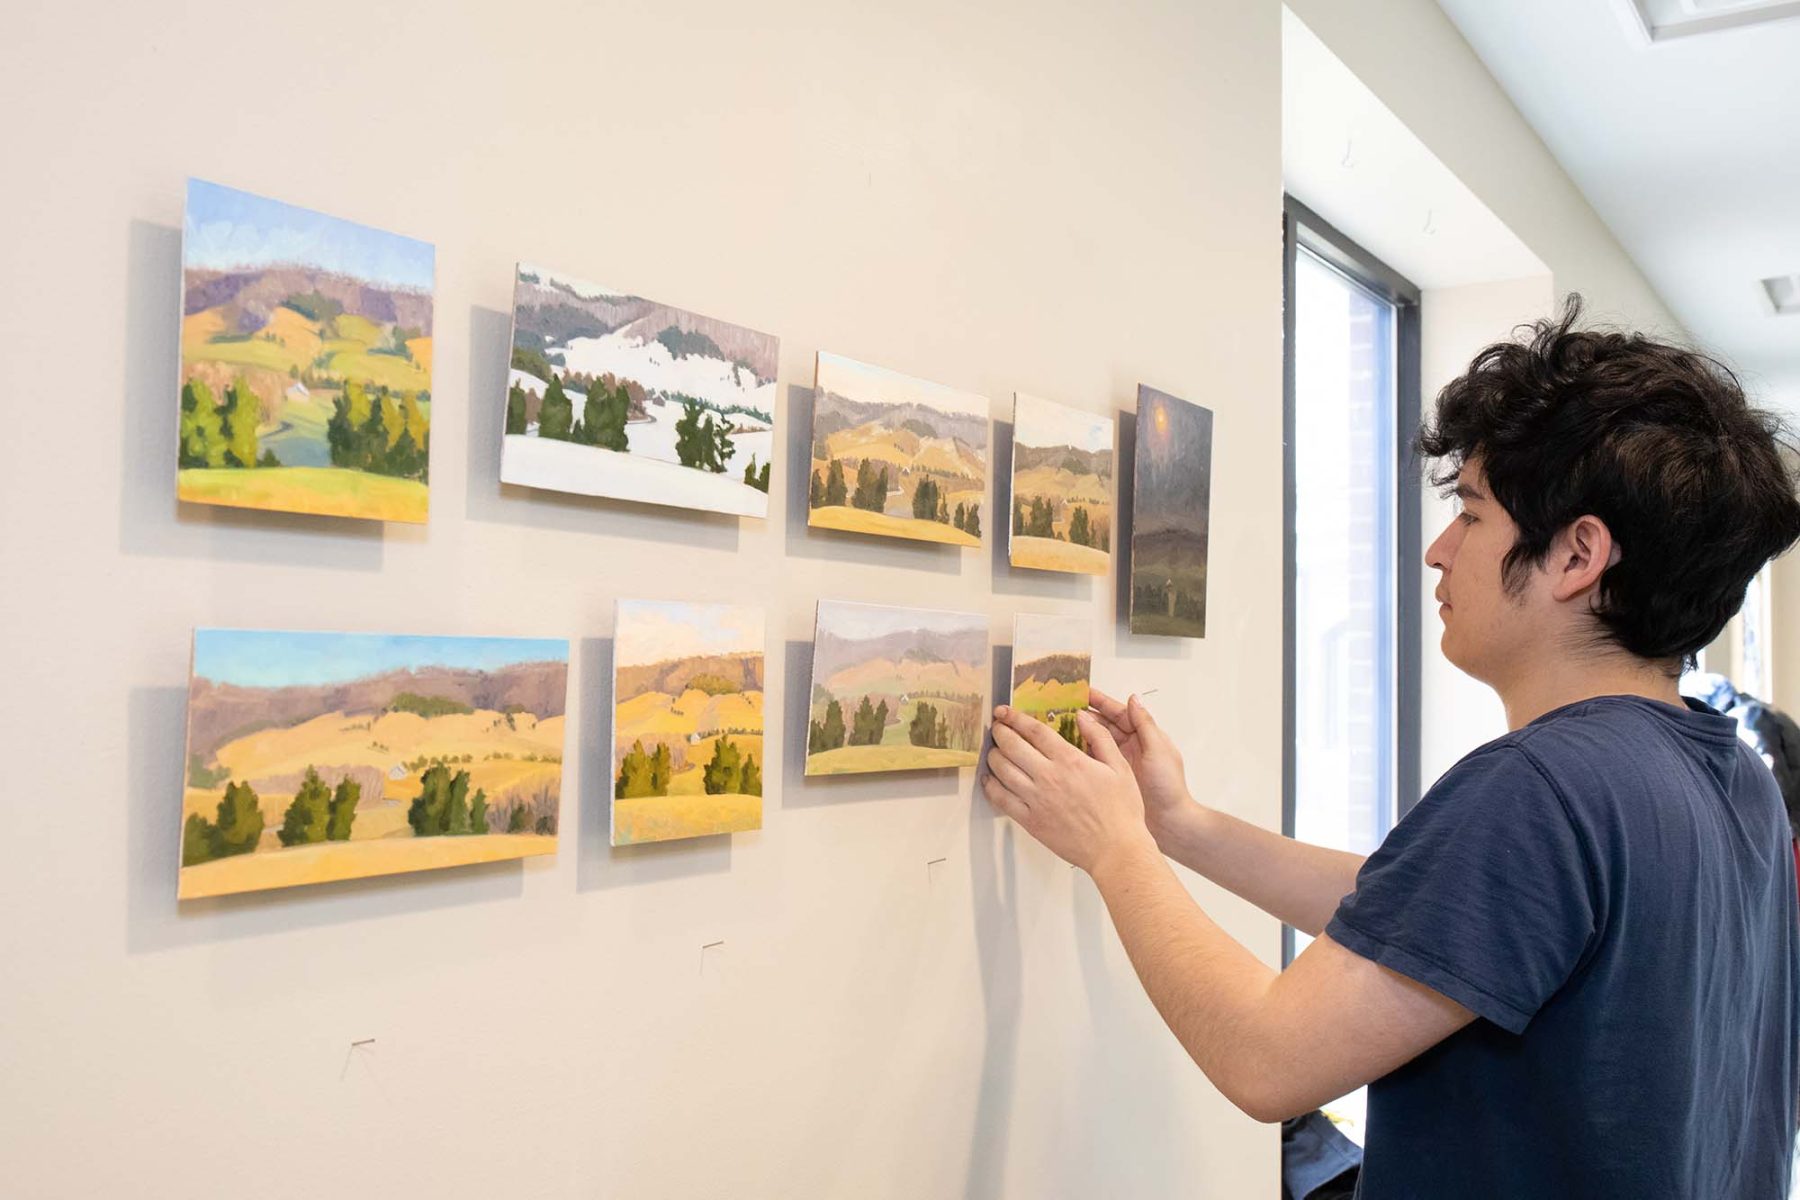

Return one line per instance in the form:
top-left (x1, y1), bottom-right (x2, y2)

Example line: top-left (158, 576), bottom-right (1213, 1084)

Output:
top-left (1087, 837), bottom-right (1290, 1120)
top-left (1153, 803), bottom-right (1364, 936)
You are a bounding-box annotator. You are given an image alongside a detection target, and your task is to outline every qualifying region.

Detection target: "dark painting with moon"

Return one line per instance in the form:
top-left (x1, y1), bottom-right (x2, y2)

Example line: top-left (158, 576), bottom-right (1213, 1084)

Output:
top-left (1129, 385), bottom-right (1214, 637)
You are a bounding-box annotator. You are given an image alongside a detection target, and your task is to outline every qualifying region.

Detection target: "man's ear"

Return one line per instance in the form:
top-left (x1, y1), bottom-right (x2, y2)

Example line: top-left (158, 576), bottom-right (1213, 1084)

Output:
top-left (1548, 514), bottom-right (1618, 603)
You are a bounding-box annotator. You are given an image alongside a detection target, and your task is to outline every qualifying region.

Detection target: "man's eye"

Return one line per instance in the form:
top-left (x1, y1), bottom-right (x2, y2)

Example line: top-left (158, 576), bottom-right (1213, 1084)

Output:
top-left (1458, 512), bottom-right (1476, 526)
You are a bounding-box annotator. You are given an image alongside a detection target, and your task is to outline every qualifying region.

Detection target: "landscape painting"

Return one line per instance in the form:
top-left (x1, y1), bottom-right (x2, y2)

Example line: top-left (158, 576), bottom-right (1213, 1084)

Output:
top-left (611, 600), bottom-right (765, 846)
top-left (807, 352), bottom-right (988, 548)
top-left (1130, 386), bottom-right (1214, 637)
top-left (805, 601), bottom-right (988, 776)
top-left (1009, 392), bottom-right (1114, 575)
top-left (502, 264), bottom-right (778, 517)
top-left (178, 179), bottom-right (434, 523)
top-left (1011, 613), bottom-right (1092, 748)
top-left (179, 630), bottom-right (568, 899)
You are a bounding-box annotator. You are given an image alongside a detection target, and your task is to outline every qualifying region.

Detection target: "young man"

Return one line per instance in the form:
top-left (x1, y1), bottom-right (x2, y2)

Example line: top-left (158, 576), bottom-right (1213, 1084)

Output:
top-left (984, 300), bottom-right (1800, 1196)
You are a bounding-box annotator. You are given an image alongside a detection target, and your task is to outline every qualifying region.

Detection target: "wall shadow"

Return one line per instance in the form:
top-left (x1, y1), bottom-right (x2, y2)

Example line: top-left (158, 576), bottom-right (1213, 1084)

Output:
top-left (119, 220), bottom-right (388, 570)
top-left (779, 639), bottom-right (964, 808)
top-left (125, 685), bottom-right (526, 955)
top-left (988, 418), bottom-right (1091, 601)
top-left (962, 773), bottom-right (1022, 1198)
top-left (574, 636), bottom-right (735, 890)
top-left (781, 384), bottom-right (964, 576)
top-left (462, 304), bottom-right (743, 553)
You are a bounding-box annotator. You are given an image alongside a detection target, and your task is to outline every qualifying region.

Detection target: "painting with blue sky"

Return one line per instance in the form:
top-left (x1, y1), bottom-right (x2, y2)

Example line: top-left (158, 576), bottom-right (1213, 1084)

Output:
top-left (611, 600), bottom-right (765, 845)
top-left (178, 179), bottom-right (436, 524)
top-left (180, 629), bottom-right (568, 899)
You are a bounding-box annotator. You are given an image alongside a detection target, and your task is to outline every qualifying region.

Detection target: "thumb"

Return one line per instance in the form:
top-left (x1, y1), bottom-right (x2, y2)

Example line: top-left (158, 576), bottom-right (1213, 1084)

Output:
top-left (1077, 711), bottom-right (1129, 770)
top-left (1127, 694), bottom-right (1158, 729)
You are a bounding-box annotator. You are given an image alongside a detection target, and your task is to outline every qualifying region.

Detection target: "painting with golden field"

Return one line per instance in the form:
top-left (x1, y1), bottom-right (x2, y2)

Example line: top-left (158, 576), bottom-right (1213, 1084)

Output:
top-left (179, 629), bottom-right (568, 899)
top-left (611, 600), bottom-right (765, 845)
top-left (1011, 613), bottom-right (1092, 748)
top-left (1130, 386), bottom-right (1213, 637)
top-left (178, 179), bottom-right (434, 523)
top-left (805, 601), bottom-right (987, 776)
top-left (806, 352), bottom-right (989, 548)
top-left (1009, 393), bottom-right (1114, 575)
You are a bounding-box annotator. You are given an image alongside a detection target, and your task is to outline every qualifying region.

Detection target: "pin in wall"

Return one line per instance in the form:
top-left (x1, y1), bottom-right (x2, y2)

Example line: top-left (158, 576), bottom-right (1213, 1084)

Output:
top-left (700, 940), bottom-right (725, 978)
top-left (927, 856), bottom-right (948, 886)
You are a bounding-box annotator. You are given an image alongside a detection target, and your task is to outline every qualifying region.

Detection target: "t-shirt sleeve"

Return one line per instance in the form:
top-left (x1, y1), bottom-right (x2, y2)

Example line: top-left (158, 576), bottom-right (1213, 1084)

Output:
top-left (1325, 744), bottom-right (1598, 1034)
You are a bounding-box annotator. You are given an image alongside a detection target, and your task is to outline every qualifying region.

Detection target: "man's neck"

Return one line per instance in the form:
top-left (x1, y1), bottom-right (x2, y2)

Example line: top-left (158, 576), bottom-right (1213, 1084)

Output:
top-left (1493, 651), bottom-right (1685, 731)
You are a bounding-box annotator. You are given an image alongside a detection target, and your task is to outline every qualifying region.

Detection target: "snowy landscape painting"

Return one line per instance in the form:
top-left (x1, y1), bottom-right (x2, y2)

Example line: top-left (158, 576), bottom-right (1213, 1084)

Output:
top-left (501, 264), bottom-right (778, 517)
top-left (807, 353), bottom-right (989, 547)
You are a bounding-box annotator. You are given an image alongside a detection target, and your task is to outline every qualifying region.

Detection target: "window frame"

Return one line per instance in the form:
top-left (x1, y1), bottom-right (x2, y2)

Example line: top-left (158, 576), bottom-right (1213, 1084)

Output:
top-left (1280, 196), bottom-right (1423, 962)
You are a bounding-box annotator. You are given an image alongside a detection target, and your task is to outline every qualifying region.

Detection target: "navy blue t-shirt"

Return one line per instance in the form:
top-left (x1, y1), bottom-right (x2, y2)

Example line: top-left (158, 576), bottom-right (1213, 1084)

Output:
top-left (1327, 696), bottom-right (1799, 1198)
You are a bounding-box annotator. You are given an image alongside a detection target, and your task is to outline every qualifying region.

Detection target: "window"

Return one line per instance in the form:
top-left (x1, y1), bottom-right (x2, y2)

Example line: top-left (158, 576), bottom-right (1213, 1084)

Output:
top-left (1282, 199), bottom-right (1421, 869)
top-left (1281, 198), bottom-right (1423, 1139)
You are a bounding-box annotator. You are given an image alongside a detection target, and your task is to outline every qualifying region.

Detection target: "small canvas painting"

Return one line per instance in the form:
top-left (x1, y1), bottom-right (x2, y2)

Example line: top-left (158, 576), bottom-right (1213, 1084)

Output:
top-left (805, 601), bottom-right (988, 776)
top-left (1010, 613), bottom-right (1092, 747)
top-left (1009, 393), bottom-right (1114, 575)
top-left (807, 352), bottom-right (989, 547)
top-left (611, 600), bottom-right (765, 846)
top-left (179, 630), bottom-right (569, 899)
top-left (1130, 385), bottom-right (1214, 637)
top-left (178, 179), bottom-right (435, 523)
top-left (501, 265), bottom-right (778, 517)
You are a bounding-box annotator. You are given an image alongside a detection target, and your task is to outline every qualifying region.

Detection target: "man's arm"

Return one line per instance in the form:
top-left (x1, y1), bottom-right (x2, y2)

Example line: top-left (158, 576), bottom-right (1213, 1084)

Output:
top-left (1156, 805), bottom-right (1365, 937)
top-left (984, 706), bottom-right (1473, 1122)
top-left (1086, 689), bottom-right (1364, 935)
top-left (1089, 836), bottom-right (1472, 1122)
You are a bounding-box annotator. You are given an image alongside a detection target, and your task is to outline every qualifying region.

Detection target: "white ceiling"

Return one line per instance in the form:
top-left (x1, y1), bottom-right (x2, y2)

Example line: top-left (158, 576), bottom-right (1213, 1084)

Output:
top-left (1435, 0), bottom-right (1800, 408)
top-left (1283, 9), bottom-right (1549, 291)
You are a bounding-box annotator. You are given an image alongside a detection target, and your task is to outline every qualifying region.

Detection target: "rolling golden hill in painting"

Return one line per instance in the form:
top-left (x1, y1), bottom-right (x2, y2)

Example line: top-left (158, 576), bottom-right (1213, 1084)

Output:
top-left (805, 601), bottom-right (988, 776)
top-left (611, 601), bottom-right (765, 845)
top-left (1008, 393), bottom-right (1115, 576)
top-left (1010, 612), bottom-right (1093, 748)
top-left (179, 630), bottom-right (568, 899)
top-left (177, 179), bottom-right (435, 523)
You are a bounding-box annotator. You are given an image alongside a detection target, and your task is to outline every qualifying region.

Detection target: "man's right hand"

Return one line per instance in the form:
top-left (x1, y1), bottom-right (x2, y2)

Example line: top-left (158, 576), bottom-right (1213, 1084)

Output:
top-left (1086, 688), bottom-right (1195, 844)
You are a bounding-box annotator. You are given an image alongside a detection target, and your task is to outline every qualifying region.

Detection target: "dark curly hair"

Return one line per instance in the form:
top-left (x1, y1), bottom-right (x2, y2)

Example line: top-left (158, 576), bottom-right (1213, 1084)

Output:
top-left (1417, 295), bottom-right (1800, 664)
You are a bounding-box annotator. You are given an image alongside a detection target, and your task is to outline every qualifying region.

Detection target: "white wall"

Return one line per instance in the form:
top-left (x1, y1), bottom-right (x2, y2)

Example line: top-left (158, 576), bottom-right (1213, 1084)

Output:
top-left (1286, 0), bottom-right (1689, 784)
top-left (0, 1), bottom-right (1283, 1197)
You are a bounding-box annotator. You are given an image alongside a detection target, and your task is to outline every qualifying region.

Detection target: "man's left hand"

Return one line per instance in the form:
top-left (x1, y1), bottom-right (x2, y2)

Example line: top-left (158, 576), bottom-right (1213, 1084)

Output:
top-left (982, 705), bottom-right (1158, 875)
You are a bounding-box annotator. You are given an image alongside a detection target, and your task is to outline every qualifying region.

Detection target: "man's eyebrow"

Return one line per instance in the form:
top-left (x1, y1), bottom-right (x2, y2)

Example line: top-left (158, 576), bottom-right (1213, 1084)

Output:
top-left (1454, 481), bottom-right (1488, 502)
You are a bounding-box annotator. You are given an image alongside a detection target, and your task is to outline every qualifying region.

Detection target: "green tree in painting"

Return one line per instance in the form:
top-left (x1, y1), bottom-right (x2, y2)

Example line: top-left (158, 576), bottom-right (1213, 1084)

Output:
top-left (277, 767), bottom-right (332, 847)
top-left (852, 460), bottom-right (888, 512)
top-left (1012, 495), bottom-right (1025, 535)
top-left (616, 740), bottom-right (666, 798)
top-left (326, 778), bottom-right (360, 842)
top-left (809, 469), bottom-right (825, 508)
top-left (740, 753), bottom-right (761, 797)
top-left (744, 455), bottom-right (771, 493)
top-left (912, 477), bottom-right (939, 521)
top-left (468, 789), bottom-right (489, 836)
top-left (219, 380), bottom-right (262, 469)
top-left (674, 402), bottom-right (707, 468)
top-left (824, 459), bottom-right (849, 507)
top-left (588, 381), bottom-right (630, 452)
top-left (408, 764), bottom-right (472, 837)
top-left (966, 503), bottom-right (981, 538)
top-left (506, 384), bottom-right (529, 435)
top-left (1068, 505), bottom-right (1092, 547)
top-left (179, 379), bottom-right (226, 468)
top-left (808, 698), bottom-right (848, 753)
top-left (708, 415), bottom-right (736, 473)
top-left (186, 780), bottom-right (267, 863)
top-left (909, 702), bottom-right (950, 749)
top-left (650, 743), bottom-right (672, 794)
top-left (1055, 712), bottom-right (1083, 748)
top-left (537, 376), bottom-right (574, 441)
top-left (703, 734), bottom-right (744, 795)
top-left (507, 802), bottom-right (533, 833)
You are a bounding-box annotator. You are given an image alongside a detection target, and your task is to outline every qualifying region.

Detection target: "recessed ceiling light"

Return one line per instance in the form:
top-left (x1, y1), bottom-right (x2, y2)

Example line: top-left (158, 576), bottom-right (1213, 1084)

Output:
top-left (1623, 0), bottom-right (1800, 40)
top-left (1763, 274), bottom-right (1800, 315)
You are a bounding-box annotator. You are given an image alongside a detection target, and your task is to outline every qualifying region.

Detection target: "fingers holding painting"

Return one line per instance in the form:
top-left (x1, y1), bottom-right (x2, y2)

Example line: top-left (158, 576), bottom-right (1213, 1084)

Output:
top-left (995, 704), bottom-right (1071, 757)
top-left (1076, 711), bottom-right (1128, 770)
top-left (981, 769), bottom-right (1028, 824)
top-left (1087, 687), bottom-right (1134, 730)
top-left (990, 720), bottom-right (1046, 777)
top-left (985, 745), bottom-right (1034, 795)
